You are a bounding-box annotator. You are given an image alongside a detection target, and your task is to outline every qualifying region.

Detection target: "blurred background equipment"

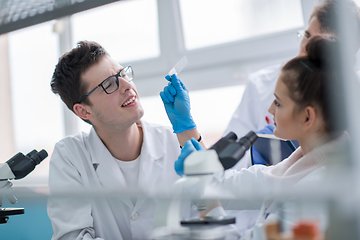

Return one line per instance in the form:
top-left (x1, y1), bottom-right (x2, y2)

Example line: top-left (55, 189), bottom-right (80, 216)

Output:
top-left (0, 149), bottom-right (48, 223)
top-left (152, 131), bottom-right (257, 239)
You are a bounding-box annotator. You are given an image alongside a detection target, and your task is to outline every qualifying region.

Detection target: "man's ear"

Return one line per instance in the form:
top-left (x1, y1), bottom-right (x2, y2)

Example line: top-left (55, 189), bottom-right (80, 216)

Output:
top-left (73, 103), bottom-right (92, 121)
top-left (303, 106), bottom-right (316, 130)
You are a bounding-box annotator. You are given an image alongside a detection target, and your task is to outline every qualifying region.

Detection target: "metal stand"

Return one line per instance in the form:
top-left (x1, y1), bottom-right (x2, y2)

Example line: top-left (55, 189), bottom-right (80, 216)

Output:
top-left (0, 207), bottom-right (24, 224)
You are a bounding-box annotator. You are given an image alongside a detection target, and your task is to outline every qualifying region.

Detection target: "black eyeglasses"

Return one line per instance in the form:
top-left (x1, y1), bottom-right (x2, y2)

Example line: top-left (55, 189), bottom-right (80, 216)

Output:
top-left (77, 66), bottom-right (133, 104)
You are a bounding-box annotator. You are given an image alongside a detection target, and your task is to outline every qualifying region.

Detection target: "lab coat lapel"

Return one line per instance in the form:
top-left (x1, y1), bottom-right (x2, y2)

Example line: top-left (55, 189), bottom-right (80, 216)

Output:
top-left (87, 127), bottom-right (134, 209)
top-left (133, 121), bottom-right (165, 214)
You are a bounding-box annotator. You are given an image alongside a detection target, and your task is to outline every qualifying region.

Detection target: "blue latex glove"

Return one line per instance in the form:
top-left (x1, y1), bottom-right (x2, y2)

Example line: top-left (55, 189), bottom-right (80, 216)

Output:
top-left (174, 137), bottom-right (205, 176)
top-left (160, 74), bottom-right (196, 133)
top-left (252, 124), bottom-right (275, 165)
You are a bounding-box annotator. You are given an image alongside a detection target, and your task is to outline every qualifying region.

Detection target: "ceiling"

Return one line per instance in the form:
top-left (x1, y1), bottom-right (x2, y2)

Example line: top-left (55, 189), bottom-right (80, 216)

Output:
top-left (0, 0), bottom-right (120, 35)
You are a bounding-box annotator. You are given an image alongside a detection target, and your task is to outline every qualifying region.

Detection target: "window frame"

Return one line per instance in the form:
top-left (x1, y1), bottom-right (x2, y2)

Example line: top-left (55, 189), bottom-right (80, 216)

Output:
top-left (130, 0), bottom-right (320, 96)
top-left (57, 0), bottom-right (320, 134)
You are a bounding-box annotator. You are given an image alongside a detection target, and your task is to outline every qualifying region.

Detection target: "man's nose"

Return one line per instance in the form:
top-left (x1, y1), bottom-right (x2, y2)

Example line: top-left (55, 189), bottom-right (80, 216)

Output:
top-left (118, 77), bottom-right (132, 93)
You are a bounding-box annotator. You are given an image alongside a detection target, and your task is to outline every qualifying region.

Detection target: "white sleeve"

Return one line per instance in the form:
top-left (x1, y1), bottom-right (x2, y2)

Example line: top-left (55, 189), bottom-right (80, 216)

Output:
top-left (215, 166), bottom-right (270, 211)
top-left (47, 142), bottom-right (102, 240)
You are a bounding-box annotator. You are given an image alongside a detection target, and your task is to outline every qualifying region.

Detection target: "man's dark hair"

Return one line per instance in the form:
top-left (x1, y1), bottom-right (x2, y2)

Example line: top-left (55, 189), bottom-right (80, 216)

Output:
top-left (311, 0), bottom-right (360, 52)
top-left (51, 40), bottom-right (108, 115)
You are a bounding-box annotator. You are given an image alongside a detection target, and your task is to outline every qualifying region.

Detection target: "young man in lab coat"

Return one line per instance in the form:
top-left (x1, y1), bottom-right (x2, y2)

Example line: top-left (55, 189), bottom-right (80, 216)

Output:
top-left (47, 41), bottom-right (202, 240)
top-left (225, 0), bottom-right (360, 170)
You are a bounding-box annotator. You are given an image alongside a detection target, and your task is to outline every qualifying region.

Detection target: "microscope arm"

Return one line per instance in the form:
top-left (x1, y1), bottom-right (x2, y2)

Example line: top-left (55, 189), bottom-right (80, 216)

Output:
top-left (0, 163), bottom-right (15, 181)
top-left (152, 131), bottom-right (258, 238)
top-left (0, 164), bottom-right (17, 206)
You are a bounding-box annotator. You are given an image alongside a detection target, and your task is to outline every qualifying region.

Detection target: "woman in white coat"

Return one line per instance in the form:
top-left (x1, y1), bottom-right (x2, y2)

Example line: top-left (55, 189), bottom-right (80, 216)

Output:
top-left (172, 36), bottom-right (352, 239)
top-left (224, 0), bottom-right (360, 170)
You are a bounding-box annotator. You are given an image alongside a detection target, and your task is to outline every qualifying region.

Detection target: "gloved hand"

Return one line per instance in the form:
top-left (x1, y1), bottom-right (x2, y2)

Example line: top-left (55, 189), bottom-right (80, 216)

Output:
top-left (251, 124), bottom-right (275, 165)
top-left (257, 124), bottom-right (275, 134)
top-left (174, 137), bottom-right (205, 176)
top-left (160, 74), bottom-right (196, 133)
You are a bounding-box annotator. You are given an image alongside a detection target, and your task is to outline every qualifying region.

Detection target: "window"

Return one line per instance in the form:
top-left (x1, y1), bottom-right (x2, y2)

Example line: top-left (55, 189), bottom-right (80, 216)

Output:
top-left (179, 0), bottom-right (304, 50)
top-left (8, 21), bottom-right (63, 187)
top-left (141, 84), bottom-right (246, 147)
top-left (71, 0), bottom-right (160, 63)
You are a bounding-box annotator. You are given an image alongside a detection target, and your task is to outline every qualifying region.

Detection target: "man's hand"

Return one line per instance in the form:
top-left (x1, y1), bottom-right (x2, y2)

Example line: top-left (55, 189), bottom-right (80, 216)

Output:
top-left (160, 74), bottom-right (196, 133)
top-left (174, 137), bottom-right (205, 176)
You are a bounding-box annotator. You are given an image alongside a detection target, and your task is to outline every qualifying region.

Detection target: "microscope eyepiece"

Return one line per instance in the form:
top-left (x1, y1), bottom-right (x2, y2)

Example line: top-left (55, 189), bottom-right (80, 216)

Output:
top-left (6, 149), bottom-right (48, 180)
top-left (238, 131), bottom-right (258, 150)
top-left (210, 131), bottom-right (258, 170)
top-left (223, 131), bottom-right (238, 140)
top-left (27, 150), bottom-right (48, 165)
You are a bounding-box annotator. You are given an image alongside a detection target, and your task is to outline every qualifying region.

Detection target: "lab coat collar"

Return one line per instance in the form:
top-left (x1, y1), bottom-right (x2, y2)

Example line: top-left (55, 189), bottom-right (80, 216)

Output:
top-left (87, 120), bottom-right (167, 165)
top-left (138, 120), bottom-right (166, 164)
top-left (86, 120), bottom-right (165, 211)
top-left (87, 126), bottom-right (133, 208)
top-left (133, 120), bottom-right (165, 214)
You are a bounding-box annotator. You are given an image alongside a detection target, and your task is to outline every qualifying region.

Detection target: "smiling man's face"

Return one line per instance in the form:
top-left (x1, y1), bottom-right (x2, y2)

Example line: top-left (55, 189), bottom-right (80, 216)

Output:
top-left (79, 55), bottom-right (144, 130)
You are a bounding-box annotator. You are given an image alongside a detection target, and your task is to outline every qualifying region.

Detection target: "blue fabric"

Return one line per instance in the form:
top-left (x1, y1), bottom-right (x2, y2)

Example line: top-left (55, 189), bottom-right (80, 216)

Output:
top-left (252, 124), bottom-right (275, 165)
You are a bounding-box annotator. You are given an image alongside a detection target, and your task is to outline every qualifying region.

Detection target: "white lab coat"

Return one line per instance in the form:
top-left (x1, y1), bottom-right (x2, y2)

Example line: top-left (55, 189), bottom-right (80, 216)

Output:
top-left (222, 62), bottom-right (359, 237)
top-left (47, 120), bottom-right (186, 240)
top-left (214, 166), bottom-right (328, 240)
top-left (208, 132), bottom-right (349, 240)
top-left (244, 168), bottom-right (328, 240)
top-left (225, 65), bottom-right (360, 170)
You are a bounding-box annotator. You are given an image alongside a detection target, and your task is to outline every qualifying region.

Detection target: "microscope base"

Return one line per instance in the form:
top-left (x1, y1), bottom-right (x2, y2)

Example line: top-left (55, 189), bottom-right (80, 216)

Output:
top-left (0, 207), bottom-right (24, 224)
top-left (181, 216), bottom-right (235, 226)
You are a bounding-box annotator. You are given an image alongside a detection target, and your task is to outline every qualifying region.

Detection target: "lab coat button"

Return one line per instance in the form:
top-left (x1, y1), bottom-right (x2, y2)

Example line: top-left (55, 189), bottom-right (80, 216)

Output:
top-left (131, 212), bottom-right (139, 220)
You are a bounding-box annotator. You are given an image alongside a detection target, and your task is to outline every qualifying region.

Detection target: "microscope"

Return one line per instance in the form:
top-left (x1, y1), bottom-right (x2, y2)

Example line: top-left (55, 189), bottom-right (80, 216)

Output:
top-left (0, 149), bottom-right (48, 223)
top-left (152, 131), bottom-right (258, 240)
